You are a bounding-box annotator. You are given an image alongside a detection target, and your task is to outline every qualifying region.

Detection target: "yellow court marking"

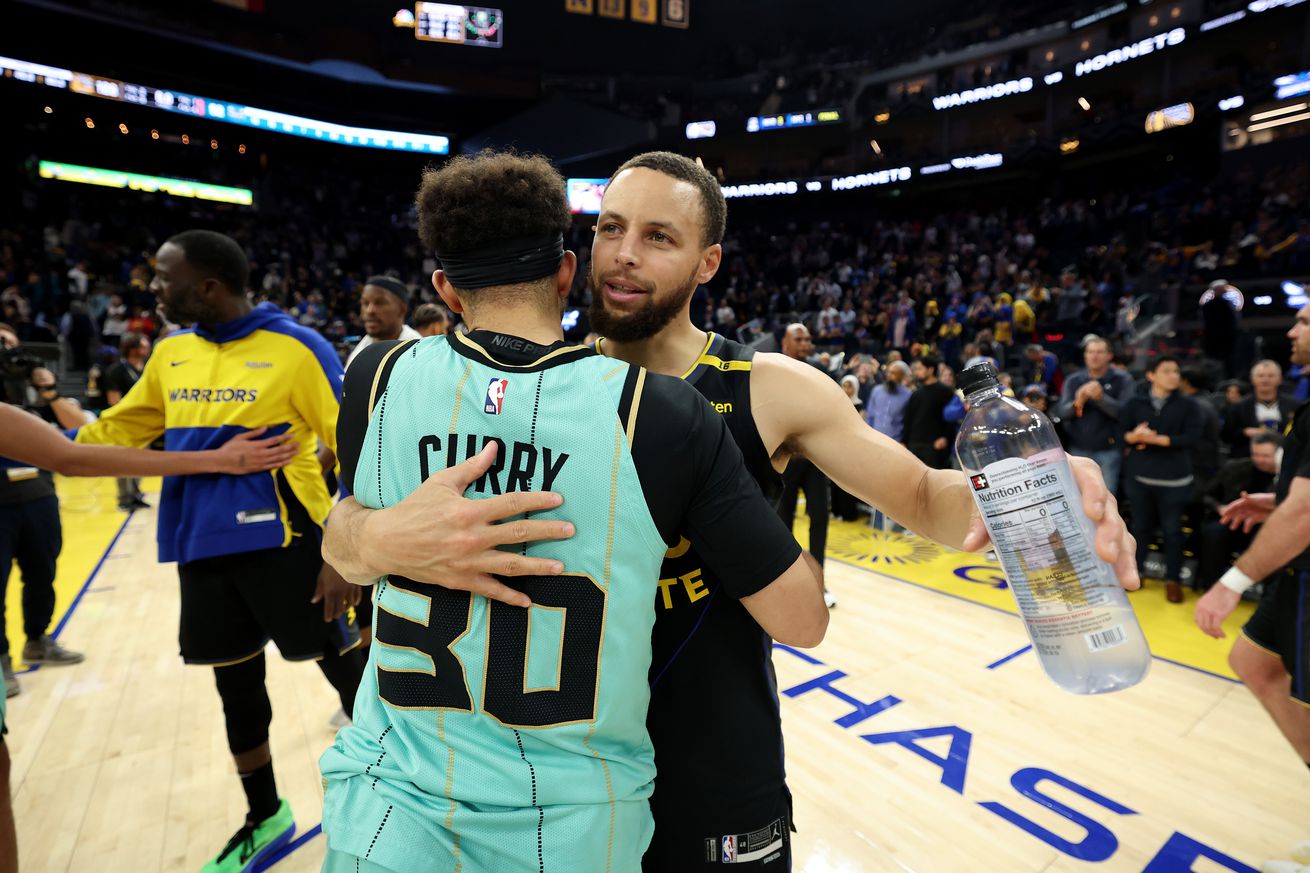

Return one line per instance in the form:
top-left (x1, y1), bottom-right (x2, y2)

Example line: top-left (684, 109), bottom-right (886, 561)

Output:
top-left (794, 515), bottom-right (1254, 680)
top-left (5, 476), bottom-right (157, 670)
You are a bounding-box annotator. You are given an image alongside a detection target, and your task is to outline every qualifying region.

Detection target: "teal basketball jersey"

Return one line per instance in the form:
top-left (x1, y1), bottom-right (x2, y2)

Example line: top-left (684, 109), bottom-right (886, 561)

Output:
top-left (321, 333), bottom-right (667, 873)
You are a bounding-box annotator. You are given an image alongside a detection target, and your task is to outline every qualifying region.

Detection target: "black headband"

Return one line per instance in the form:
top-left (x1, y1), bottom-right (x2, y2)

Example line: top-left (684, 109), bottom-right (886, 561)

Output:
top-left (364, 275), bottom-right (411, 306)
top-left (436, 235), bottom-right (565, 290)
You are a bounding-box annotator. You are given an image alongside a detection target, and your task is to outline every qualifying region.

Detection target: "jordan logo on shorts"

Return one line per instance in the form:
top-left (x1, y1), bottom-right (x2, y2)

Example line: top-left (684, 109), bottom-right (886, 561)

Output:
top-left (484, 378), bottom-right (509, 414)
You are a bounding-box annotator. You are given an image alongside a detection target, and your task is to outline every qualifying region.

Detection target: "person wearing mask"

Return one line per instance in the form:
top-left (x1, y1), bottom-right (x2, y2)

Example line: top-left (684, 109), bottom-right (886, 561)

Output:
top-left (903, 356), bottom-right (954, 469)
top-left (344, 276), bottom-right (421, 368)
top-left (102, 331), bottom-right (152, 511)
top-left (1222, 360), bottom-right (1299, 459)
top-left (1121, 356), bottom-right (1204, 603)
top-left (1056, 336), bottom-right (1136, 494)
top-left (1196, 432), bottom-right (1281, 591)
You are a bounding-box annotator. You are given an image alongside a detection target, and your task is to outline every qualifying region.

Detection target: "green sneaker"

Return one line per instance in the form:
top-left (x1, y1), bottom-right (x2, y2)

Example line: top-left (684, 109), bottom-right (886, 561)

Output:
top-left (200, 798), bottom-right (295, 873)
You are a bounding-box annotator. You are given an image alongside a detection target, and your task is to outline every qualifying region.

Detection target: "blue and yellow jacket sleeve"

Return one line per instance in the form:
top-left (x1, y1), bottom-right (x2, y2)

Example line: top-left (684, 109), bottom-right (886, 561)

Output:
top-left (73, 303), bottom-right (344, 566)
top-left (72, 353), bottom-right (167, 447)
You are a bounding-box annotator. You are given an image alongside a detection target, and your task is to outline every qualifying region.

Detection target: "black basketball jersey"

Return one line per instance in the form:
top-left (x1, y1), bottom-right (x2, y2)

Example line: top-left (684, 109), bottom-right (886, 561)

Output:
top-left (642, 333), bottom-right (791, 826)
top-left (1278, 400), bottom-right (1310, 570)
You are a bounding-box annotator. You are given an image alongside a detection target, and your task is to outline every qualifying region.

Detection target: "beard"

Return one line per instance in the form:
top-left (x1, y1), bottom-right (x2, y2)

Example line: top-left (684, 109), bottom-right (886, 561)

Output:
top-left (588, 266), bottom-right (699, 343)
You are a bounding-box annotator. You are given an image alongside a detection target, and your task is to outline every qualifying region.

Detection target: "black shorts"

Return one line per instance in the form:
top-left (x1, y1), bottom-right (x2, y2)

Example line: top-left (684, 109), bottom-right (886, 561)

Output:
top-left (645, 790), bottom-right (792, 871)
top-left (1242, 568), bottom-right (1310, 704)
top-left (177, 538), bottom-right (360, 666)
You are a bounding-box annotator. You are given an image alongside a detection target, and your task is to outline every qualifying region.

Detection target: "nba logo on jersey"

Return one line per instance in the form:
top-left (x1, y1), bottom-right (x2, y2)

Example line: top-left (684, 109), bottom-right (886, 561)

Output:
top-left (721, 835), bottom-right (736, 862)
top-left (484, 378), bottom-right (508, 414)
top-left (970, 473), bottom-right (989, 491)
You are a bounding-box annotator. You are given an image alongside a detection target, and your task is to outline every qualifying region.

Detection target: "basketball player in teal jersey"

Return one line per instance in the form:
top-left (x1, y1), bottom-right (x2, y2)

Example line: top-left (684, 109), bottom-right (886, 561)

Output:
top-left (318, 151), bottom-right (827, 872)
top-left (324, 153), bottom-right (1139, 869)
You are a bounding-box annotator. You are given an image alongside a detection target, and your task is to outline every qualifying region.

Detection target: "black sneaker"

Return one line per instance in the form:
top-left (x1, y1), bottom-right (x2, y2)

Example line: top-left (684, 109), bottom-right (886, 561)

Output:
top-left (130, 496), bottom-right (151, 509)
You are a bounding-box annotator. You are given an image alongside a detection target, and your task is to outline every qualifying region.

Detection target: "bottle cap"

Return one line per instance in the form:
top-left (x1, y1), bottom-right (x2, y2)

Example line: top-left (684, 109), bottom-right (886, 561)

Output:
top-left (959, 362), bottom-right (1001, 396)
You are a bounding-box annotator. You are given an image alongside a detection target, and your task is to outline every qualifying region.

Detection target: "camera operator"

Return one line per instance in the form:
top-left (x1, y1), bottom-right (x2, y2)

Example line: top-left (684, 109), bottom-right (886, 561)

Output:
top-left (0, 323), bottom-right (85, 698)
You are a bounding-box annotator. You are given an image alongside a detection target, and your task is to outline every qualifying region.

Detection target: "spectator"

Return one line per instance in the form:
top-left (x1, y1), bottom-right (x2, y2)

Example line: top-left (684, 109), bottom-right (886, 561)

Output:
top-left (1195, 432), bottom-right (1282, 591)
top-left (412, 303), bottom-right (450, 337)
top-left (1054, 268), bottom-right (1088, 323)
top-left (1121, 356), bottom-right (1204, 604)
top-left (904, 356), bottom-right (954, 469)
top-left (1055, 336), bottom-right (1135, 493)
top-left (1221, 360), bottom-right (1298, 459)
top-left (1023, 343), bottom-right (1062, 396)
top-left (102, 332), bottom-right (153, 512)
top-left (1180, 366), bottom-right (1223, 484)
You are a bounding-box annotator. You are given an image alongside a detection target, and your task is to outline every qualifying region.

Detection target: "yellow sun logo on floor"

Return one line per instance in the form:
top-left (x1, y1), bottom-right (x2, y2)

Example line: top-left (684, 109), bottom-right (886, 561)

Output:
top-left (829, 528), bottom-right (943, 565)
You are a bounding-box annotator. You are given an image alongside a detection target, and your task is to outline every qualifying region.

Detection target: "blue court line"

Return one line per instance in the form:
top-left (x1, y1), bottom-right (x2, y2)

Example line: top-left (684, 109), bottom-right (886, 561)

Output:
top-left (254, 822), bottom-right (323, 872)
top-left (826, 554), bottom-right (1241, 685)
top-left (16, 509), bottom-right (134, 676)
top-left (986, 644), bottom-right (1032, 670)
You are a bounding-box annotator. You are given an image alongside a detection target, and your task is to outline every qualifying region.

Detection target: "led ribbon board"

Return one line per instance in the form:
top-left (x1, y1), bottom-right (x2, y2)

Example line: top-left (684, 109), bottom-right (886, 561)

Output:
top-left (1, 56), bottom-right (451, 154)
top-left (745, 109), bottom-right (842, 133)
top-left (39, 161), bottom-right (254, 205)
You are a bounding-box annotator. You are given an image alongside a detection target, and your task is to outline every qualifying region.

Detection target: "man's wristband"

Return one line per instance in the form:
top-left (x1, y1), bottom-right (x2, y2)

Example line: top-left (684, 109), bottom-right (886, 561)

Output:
top-left (1218, 567), bottom-right (1257, 595)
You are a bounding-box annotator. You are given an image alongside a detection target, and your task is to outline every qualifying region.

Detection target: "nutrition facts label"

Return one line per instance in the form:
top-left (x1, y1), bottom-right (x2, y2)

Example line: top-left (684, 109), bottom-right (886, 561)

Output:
top-left (971, 451), bottom-right (1117, 634)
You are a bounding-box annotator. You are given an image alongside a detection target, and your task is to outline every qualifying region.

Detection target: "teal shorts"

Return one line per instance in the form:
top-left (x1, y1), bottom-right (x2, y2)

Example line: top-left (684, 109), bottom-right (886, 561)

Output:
top-left (321, 849), bottom-right (399, 873)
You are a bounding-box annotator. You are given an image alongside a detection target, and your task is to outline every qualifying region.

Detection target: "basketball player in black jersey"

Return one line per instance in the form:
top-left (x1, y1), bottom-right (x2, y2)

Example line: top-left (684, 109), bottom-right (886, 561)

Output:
top-left (323, 152), bottom-right (1140, 870)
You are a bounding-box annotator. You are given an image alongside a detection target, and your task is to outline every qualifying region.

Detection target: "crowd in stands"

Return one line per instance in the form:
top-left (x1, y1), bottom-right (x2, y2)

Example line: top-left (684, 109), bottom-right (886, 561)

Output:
top-left (4, 149), bottom-right (1310, 598)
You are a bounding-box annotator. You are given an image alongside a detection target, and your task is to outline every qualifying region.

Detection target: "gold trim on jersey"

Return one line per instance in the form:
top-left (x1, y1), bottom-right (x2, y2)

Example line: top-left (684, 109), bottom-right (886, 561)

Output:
top-left (678, 333), bottom-right (717, 380)
top-left (376, 581), bottom-right (477, 714)
top-left (452, 330), bottom-right (589, 370)
top-left (522, 603), bottom-right (567, 694)
top-left (479, 573), bottom-right (607, 730)
top-left (377, 583), bottom-right (432, 628)
top-left (448, 362), bottom-right (474, 435)
top-left (625, 367), bottom-right (647, 449)
top-left (367, 340), bottom-right (414, 418)
top-left (602, 363), bottom-right (626, 382)
top-left (696, 354), bottom-right (752, 372)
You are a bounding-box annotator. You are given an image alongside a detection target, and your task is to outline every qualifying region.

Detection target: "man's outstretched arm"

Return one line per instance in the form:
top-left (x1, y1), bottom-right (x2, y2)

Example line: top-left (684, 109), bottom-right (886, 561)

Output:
top-left (322, 443), bottom-right (576, 606)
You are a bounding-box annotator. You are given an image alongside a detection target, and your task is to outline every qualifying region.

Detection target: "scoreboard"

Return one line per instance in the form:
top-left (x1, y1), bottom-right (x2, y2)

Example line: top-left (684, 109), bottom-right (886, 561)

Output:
top-left (415, 3), bottom-right (504, 47)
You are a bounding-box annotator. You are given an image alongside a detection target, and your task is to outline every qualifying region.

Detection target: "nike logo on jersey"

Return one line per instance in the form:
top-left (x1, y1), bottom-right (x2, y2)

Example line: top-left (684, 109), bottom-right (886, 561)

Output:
top-left (170, 360), bottom-right (188, 367)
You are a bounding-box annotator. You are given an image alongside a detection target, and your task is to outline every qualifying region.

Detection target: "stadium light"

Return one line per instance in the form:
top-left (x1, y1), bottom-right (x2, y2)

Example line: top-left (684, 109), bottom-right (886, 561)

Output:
top-left (1248, 109), bottom-right (1310, 131)
top-left (38, 160), bottom-right (254, 205)
top-left (1078, 97), bottom-right (1092, 111)
top-left (0, 55), bottom-right (452, 155)
top-left (1250, 102), bottom-right (1309, 121)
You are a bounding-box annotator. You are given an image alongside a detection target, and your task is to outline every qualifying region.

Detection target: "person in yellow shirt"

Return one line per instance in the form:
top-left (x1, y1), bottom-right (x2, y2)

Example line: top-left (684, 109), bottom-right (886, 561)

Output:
top-left (68, 230), bottom-right (365, 873)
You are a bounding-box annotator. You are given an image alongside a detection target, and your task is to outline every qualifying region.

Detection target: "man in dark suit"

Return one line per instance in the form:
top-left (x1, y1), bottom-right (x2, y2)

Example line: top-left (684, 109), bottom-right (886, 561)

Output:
top-left (1222, 360), bottom-right (1299, 459)
top-left (1196, 432), bottom-right (1282, 590)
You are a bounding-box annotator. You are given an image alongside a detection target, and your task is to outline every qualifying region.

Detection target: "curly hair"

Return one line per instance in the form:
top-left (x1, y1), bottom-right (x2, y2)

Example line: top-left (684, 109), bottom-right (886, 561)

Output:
top-left (609, 151), bottom-right (726, 248)
top-left (416, 150), bottom-right (570, 257)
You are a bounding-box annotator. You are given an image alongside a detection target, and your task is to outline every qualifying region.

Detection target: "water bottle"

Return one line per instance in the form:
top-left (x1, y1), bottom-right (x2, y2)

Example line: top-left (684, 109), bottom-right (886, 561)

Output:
top-left (955, 363), bottom-right (1150, 694)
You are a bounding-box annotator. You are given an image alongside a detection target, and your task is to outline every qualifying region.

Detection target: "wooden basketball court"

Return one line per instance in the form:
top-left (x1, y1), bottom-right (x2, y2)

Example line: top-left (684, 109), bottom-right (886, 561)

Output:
top-left (6, 479), bottom-right (1305, 872)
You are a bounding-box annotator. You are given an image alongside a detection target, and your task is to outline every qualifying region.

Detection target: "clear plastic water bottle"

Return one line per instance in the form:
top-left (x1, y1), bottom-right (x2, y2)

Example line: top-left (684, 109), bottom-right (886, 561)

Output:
top-left (955, 363), bottom-right (1150, 694)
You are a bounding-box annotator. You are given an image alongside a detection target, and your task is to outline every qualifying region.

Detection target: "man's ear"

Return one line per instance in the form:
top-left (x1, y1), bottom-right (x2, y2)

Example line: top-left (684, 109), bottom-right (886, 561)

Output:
top-left (556, 251), bottom-right (578, 304)
top-left (433, 270), bottom-right (465, 314)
